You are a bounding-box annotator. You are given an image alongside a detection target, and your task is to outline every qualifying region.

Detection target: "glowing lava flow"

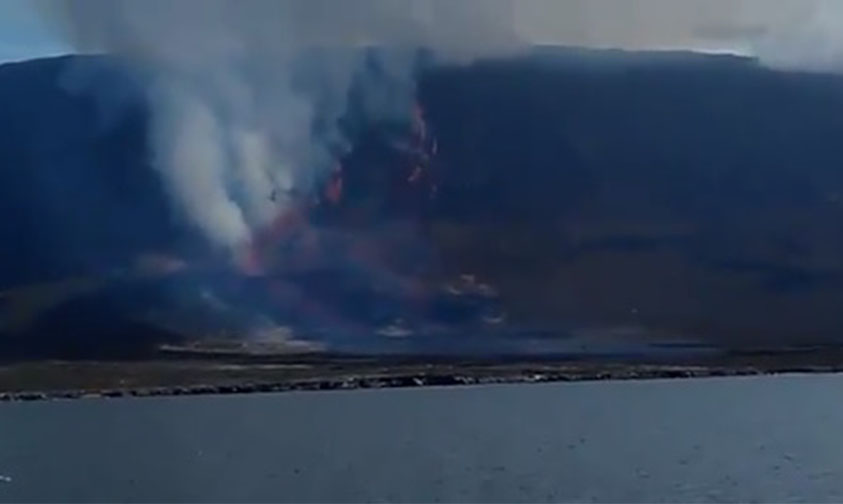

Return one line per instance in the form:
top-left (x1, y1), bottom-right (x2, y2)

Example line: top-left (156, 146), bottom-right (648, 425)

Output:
top-left (236, 100), bottom-right (438, 280)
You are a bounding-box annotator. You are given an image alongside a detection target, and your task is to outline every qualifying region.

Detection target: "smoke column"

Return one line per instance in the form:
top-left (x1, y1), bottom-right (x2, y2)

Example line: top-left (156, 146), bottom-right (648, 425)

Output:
top-left (38, 0), bottom-right (522, 254)
top-left (37, 0), bottom-right (843, 253)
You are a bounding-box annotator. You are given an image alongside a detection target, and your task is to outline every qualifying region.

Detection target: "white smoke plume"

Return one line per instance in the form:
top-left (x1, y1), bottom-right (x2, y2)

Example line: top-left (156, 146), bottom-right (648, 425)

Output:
top-left (36, 0), bottom-right (843, 252)
top-left (38, 0), bottom-right (522, 253)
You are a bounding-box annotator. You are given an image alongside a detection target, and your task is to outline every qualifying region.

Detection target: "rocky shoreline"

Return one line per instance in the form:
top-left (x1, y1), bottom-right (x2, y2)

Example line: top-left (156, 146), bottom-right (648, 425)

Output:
top-left (2, 356), bottom-right (842, 402)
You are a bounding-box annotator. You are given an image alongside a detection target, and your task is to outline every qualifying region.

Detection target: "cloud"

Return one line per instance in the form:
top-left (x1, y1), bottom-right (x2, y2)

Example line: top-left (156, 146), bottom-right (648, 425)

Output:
top-left (0, 41), bottom-right (68, 64)
top-left (508, 0), bottom-right (843, 69)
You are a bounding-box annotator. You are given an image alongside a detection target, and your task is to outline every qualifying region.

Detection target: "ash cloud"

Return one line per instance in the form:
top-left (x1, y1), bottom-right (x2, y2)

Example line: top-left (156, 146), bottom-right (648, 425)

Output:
top-left (35, 0), bottom-right (843, 255)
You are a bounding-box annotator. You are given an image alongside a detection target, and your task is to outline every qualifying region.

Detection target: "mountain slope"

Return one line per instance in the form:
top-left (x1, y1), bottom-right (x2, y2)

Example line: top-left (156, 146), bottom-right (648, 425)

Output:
top-left (4, 50), bottom-right (843, 354)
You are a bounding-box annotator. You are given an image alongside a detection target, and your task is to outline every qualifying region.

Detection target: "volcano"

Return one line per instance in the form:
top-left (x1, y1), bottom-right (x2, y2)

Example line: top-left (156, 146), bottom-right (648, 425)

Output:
top-left (5, 48), bottom-right (843, 360)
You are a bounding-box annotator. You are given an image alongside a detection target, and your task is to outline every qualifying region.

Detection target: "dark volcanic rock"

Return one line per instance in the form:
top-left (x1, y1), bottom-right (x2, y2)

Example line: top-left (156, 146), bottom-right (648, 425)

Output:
top-left (0, 56), bottom-right (190, 288)
top-left (0, 277), bottom-right (184, 360)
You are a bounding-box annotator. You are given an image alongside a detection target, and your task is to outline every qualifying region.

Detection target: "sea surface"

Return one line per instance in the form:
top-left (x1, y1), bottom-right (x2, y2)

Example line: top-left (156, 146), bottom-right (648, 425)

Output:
top-left (1, 374), bottom-right (842, 502)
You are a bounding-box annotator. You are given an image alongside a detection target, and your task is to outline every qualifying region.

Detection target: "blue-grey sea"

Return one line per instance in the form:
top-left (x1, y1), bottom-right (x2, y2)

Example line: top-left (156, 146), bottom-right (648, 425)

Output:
top-left (1, 374), bottom-right (842, 502)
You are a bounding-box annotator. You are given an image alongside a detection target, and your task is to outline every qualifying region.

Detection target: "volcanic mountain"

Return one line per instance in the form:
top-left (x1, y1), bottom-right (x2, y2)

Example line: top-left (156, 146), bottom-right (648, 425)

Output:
top-left (4, 49), bottom-right (843, 358)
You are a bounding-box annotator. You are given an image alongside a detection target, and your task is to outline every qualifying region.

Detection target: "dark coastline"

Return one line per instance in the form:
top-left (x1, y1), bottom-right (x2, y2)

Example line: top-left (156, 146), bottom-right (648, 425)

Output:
top-left (4, 347), bottom-right (843, 402)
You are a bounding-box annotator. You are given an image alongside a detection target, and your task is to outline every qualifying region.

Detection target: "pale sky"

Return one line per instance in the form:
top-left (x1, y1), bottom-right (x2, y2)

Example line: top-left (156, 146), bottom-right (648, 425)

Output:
top-left (0, 0), bottom-right (68, 63)
top-left (2, 0), bottom-right (840, 69)
top-left (0, 0), bottom-right (760, 65)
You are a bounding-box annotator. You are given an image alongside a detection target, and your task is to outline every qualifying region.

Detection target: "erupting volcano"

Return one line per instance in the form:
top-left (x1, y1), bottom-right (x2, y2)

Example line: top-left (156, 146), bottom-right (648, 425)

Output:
top-left (9, 46), bottom-right (843, 364)
top-left (240, 100), bottom-right (438, 277)
top-left (213, 98), bottom-right (502, 351)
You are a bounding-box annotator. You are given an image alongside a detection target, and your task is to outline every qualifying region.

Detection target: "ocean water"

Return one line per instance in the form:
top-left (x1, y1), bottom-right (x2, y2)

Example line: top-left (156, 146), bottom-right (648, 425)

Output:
top-left (1, 374), bottom-right (842, 502)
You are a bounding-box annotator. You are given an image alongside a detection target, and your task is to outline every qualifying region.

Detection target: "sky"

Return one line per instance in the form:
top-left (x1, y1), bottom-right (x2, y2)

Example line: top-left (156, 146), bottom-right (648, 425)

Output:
top-left (3, 0), bottom-right (842, 71)
top-left (0, 0), bottom-right (68, 63)
top-left (0, 0), bottom-right (758, 65)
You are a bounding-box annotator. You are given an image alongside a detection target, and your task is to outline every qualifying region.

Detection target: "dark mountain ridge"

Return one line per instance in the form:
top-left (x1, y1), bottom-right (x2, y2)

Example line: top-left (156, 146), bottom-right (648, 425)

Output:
top-left (4, 49), bottom-right (843, 356)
